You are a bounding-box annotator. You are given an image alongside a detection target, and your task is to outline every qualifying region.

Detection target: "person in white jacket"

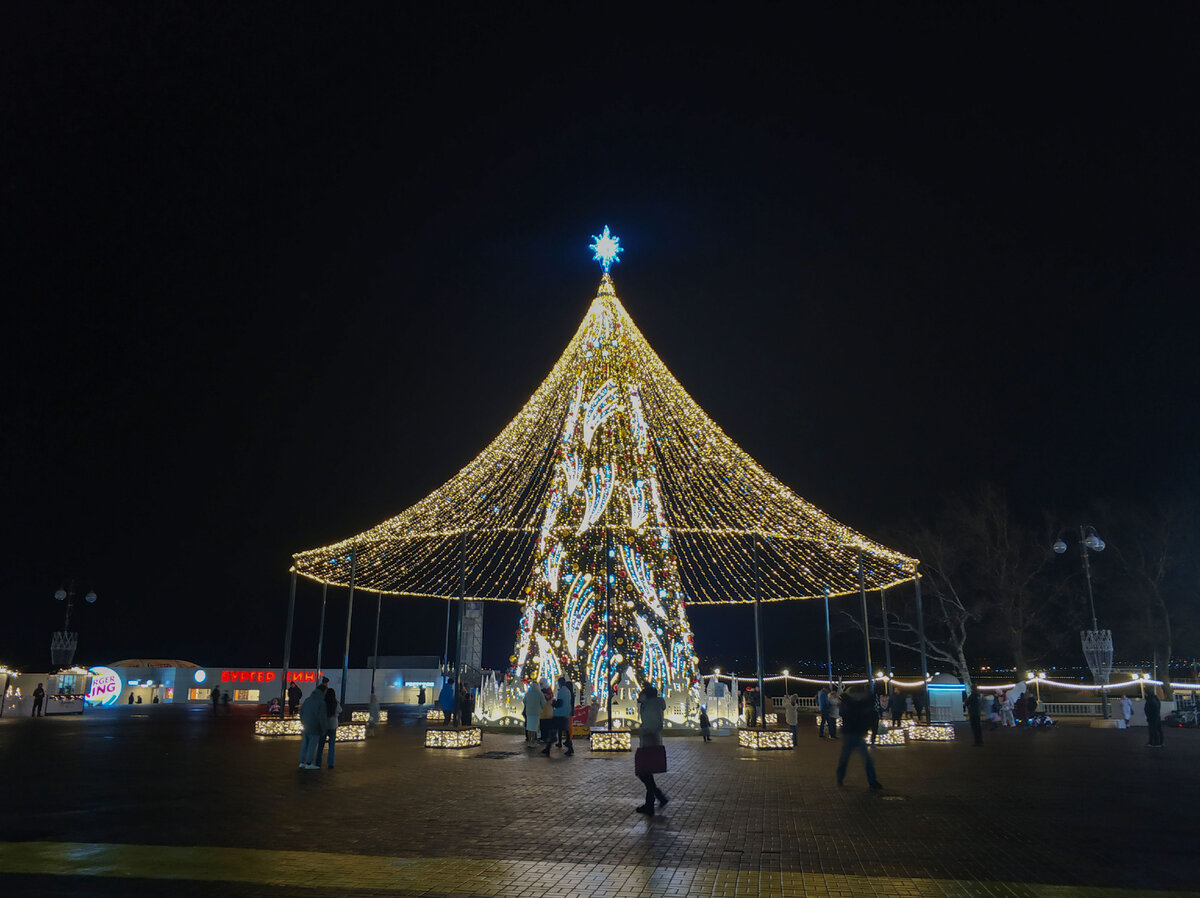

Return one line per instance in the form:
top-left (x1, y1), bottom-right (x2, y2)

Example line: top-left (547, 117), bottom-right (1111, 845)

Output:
top-left (784, 695), bottom-right (800, 748)
top-left (522, 680), bottom-right (546, 746)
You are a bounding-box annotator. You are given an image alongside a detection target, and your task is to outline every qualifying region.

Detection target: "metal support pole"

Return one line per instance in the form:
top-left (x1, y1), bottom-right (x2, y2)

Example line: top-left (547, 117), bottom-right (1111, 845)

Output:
top-left (913, 565), bottom-right (931, 724)
top-left (316, 583), bottom-right (328, 673)
top-left (1080, 525), bottom-right (1110, 719)
top-left (752, 535), bottom-right (765, 727)
top-left (605, 527), bottom-right (613, 731)
top-left (880, 587), bottom-right (894, 695)
top-left (340, 553), bottom-right (356, 708)
top-left (370, 590), bottom-right (382, 694)
top-left (453, 531), bottom-right (466, 726)
top-left (443, 592), bottom-right (453, 676)
top-left (858, 553), bottom-right (874, 696)
top-left (823, 590), bottom-right (834, 687)
top-left (281, 569), bottom-right (297, 702)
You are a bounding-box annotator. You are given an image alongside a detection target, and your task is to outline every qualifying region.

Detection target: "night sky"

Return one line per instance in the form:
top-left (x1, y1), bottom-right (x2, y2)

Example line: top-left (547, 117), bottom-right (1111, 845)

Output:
top-left (5, 7), bottom-right (1198, 676)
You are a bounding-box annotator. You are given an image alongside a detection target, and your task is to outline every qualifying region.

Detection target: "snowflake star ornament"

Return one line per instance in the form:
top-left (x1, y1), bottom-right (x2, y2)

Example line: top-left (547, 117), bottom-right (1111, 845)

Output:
top-left (589, 225), bottom-right (623, 272)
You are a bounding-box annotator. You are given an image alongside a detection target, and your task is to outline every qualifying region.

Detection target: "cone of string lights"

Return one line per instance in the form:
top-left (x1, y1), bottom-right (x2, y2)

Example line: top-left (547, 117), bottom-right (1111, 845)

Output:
top-left (292, 228), bottom-right (918, 701)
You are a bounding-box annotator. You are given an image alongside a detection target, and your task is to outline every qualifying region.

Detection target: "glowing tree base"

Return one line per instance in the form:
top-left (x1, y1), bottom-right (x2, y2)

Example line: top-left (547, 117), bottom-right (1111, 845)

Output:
top-left (590, 729), bottom-right (632, 751)
top-left (425, 726), bottom-right (483, 749)
top-left (738, 728), bottom-right (794, 750)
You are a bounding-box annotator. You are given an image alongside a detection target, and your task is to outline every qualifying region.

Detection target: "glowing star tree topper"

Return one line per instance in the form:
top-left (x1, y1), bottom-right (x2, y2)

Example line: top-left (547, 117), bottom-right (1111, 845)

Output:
top-left (589, 225), bottom-right (623, 273)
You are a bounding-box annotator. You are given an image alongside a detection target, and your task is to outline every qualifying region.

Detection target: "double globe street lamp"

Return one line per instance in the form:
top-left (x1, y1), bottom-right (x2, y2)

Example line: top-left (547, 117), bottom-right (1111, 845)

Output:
top-left (1053, 526), bottom-right (1111, 718)
top-left (51, 583), bottom-right (97, 668)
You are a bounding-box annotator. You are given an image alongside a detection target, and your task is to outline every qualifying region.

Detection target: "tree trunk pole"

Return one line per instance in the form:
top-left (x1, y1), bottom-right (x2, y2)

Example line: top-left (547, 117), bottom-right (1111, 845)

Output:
top-left (370, 590), bottom-right (382, 694)
top-left (880, 587), bottom-right (894, 696)
top-left (454, 531), bottom-right (466, 726)
top-left (753, 535), bottom-right (765, 727)
top-left (340, 553), bottom-right (356, 708)
top-left (281, 568), bottom-right (297, 703)
top-left (857, 552), bottom-right (874, 696)
top-left (316, 582), bottom-right (328, 673)
top-left (913, 565), bottom-right (930, 724)
top-left (605, 526), bottom-right (613, 731)
top-left (823, 590), bottom-right (834, 687)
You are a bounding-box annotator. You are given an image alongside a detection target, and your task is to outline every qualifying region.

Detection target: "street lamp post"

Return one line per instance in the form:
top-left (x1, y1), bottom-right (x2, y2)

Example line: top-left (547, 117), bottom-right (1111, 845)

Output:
top-left (51, 582), bottom-right (97, 668)
top-left (1054, 525), bottom-right (1111, 718)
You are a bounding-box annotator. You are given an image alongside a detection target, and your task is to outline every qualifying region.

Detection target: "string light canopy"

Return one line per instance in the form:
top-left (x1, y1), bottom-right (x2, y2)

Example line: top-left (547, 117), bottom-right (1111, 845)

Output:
top-left (292, 230), bottom-right (918, 628)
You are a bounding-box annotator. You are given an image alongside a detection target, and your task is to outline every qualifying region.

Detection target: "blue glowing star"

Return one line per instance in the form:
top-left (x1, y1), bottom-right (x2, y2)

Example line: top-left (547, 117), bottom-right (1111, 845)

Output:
top-left (589, 226), bottom-right (623, 273)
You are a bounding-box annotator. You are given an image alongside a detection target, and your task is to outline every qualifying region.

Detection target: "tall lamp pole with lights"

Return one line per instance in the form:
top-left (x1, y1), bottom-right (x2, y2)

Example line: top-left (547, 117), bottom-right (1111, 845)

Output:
top-left (1053, 526), bottom-right (1112, 718)
top-left (52, 582), bottom-right (97, 668)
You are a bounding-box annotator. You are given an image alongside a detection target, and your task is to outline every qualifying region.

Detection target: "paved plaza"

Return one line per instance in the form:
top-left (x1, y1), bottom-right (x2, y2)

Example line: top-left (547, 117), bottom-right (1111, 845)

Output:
top-left (1, 706), bottom-right (1196, 897)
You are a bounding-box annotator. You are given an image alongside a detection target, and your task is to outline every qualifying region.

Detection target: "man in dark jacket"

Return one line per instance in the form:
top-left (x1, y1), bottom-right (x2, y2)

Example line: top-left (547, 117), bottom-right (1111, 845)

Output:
top-left (966, 684), bottom-right (983, 746)
top-left (298, 684), bottom-right (327, 769)
top-left (835, 686), bottom-right (882, 789)
top-left (1145, 690), bottom-right (1164, 748)
top-left (287, 681), bottom-right (302, 716)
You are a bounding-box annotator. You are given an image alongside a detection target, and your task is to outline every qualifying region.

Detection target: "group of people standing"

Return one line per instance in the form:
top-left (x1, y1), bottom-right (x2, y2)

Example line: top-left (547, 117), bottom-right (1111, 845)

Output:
top-left (521, 676), bottom-right (575, 755)
top-left (436, 678), bottom-right (476, 726)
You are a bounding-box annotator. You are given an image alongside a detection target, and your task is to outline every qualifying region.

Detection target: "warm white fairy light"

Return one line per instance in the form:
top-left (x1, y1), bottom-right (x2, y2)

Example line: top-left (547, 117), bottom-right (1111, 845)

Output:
top-left (738, 728), bottom-right (794, 750)
top-left (424, 726), bottom-right (483, 749)
top-left (590, 729), bottom-right (632, 751)
top-left (292, 272), bottom-right (916, 607)
top-left (908, 724), bottom-right (955, 741)
top-left (350, 710), bottom-right (388, 723)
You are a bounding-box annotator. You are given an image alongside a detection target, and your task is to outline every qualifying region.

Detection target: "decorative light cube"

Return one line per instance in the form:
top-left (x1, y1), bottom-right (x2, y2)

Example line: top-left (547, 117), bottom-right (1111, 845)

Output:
top-left (350, 710), bottom-right (388, 723)
top-left (424, 726), bottom-right (483, 749)
top-left (738, 728), bottom-right (794, 750)
top-left (254, 717), bottom-right (304, 736)
top-left (908, 724), bottom-right (956, 741)
top-left (590, 729), bottom-right (632, 751)
top-left (763, 713), bottom-right (778, 725)
top-left (254, 717), bottom-right (367, 741)
top-left (427, 708), bottom-right (444, 721)
top-left (872, 728), bottom-right (908, 746)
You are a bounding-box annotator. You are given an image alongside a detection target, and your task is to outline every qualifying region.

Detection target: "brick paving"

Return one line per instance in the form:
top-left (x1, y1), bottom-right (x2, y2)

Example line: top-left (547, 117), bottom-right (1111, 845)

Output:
top-left (0, 706), bottom-right (1196, 896)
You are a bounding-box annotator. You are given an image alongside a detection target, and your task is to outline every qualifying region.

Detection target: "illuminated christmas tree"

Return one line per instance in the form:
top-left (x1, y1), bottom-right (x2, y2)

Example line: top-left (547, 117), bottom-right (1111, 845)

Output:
top-left (512, 227), bottom-right (697, 695)
top-left (292, 228), bottom-right (917, 701)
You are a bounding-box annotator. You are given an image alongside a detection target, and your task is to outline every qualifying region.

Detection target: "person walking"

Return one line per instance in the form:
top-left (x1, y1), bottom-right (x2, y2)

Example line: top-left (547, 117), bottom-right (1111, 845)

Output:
top-left (966, 684), bottom-right (984, 746)
top-left (1145, 689), bottom-right (1164, 748)
top-left (835, 685), bottom-right (882, 790)
top-left (890, 689), bottom-right (904, 724)
top-left (418, 686), bottom-right (427, 706)
top-left (523, 679), bottom-right (546, 745)
top-left (784, 694), bottom-right (800, 748)
top-left (1000, 691), bottom-right (1015, 727)
top-left (634, 684), bottom-right (669, 815)
top-left (1121, 693), bottom-right (1133, 728)
top-left (367, 692), bottom-right (381, 733)
top-left (31, 683), bottom-right (45, 717)
top-left (211, 686), bottom-right (220, 714)
top-left (817, 686), bottom-right (834, 739)
top-left (438, 678), bottom-right (455, 725)
top-left (315, 683), bottom-right (340, 768)
top-left (828, 690), bottom-right (841, 739)
top-left (458, 683), bottom-right (474, 727)
top-left (287, 681), bottom-right (302, 716)
top-left (699, 706), bottom-right (712, 742)
top-left (298, 684), bottom-right (326, 769)
top-left (542, 676), bottom-right (575, 756)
